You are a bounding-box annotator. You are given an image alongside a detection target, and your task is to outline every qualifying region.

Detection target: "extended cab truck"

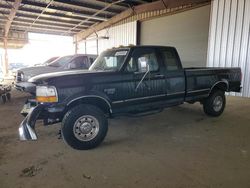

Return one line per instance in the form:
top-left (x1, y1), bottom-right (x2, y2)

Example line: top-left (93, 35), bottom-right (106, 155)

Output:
top-left (18, 46), bottom-right (241, 150)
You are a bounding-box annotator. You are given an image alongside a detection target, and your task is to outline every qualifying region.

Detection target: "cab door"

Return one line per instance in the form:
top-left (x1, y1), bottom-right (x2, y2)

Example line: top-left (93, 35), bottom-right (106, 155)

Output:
top-left (159, 47), bottom-right (185, 105)
top-left (122, 47), bottom-right (167, 105)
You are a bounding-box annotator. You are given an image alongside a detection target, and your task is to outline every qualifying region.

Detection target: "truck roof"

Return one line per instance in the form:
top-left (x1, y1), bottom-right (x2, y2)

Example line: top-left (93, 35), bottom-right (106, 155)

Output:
top-left (107, 45), bottom-right (176, 51)
top-left (114, 45), bottom-right (176, 49)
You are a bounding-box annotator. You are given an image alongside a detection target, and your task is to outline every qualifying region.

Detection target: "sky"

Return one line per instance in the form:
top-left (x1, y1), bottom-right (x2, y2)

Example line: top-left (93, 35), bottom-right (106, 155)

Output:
top-left (0, 33), bottom-right (75, 67)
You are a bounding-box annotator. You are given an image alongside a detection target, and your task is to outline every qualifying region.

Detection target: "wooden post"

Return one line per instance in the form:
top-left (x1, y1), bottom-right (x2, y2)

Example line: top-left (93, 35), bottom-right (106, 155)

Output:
top-left (3, 38), bottom-right (8, 77)
top-left (3, 0), bottom-right (22, 77)
top-left (75, 41), bottom-right (78, 54)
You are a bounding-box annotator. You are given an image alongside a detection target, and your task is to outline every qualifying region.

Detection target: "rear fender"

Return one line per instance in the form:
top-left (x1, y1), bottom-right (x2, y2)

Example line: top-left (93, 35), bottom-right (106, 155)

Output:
top-left (209, 80), bottom-right (229, 94)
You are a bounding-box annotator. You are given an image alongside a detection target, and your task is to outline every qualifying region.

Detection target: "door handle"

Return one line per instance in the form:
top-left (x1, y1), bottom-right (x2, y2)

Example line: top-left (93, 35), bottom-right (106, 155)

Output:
top-left (154, 74), bottom-right (165, 78)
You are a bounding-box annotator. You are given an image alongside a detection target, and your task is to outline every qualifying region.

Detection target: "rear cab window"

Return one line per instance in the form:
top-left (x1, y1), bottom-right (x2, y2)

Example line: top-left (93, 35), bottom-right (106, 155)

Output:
top-left (160, 48), bottom-right (181, 71)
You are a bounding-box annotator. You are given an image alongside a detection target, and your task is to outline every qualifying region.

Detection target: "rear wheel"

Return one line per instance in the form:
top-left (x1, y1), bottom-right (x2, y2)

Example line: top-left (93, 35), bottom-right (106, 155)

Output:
top-left (203, 90), bottom-right (226, 117)
top-left (61, 104), bottom-right (108, 150)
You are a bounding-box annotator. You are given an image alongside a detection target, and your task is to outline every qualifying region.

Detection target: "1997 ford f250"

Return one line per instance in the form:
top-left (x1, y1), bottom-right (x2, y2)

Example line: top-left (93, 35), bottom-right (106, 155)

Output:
top-left (19, 46), bottom-right (241, 150)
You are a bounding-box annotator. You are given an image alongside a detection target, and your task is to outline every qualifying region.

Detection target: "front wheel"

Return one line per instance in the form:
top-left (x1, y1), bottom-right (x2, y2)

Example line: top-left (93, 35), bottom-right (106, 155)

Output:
top-left (203, 90), bottom-right (226, 117)
top-left (62, 104), bottom-right (108, 150)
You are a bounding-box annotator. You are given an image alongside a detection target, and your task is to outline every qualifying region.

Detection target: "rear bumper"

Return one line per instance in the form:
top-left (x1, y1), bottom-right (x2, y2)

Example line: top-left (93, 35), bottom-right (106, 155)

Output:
top-left (19, 104), bottom-right (45, 141)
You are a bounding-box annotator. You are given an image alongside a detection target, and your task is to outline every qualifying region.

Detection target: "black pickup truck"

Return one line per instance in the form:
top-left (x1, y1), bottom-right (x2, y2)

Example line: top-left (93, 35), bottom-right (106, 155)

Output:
top-left (19, 46), bottom-right (241, 150)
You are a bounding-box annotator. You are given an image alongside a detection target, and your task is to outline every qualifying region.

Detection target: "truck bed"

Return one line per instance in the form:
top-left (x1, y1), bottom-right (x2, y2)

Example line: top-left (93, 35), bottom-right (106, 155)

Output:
top-left (184, 67), bottom-right (241, 102)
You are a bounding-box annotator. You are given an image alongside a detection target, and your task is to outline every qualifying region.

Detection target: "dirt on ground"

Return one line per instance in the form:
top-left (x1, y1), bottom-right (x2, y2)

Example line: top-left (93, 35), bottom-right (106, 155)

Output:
top-left (0, 90), bottom-right (250, 188)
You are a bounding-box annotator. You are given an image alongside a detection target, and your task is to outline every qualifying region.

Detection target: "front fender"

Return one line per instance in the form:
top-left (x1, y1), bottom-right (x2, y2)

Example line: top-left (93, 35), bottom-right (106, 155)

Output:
top-left (64, 91), bottom-right (112, 113)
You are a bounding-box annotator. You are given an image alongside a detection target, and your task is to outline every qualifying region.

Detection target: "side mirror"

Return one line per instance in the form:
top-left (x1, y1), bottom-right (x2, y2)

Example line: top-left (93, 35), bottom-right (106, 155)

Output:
top-left (138, 58), bottom-right (150, 73)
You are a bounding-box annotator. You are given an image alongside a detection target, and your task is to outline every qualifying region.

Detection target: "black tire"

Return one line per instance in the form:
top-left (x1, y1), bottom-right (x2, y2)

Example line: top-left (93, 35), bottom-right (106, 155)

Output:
top-left (6, 93), bottom-right (11, 101)
top-left (61, 104), bottom-right (108, 150)
top-left (203, 90), bottom-right (226, 117)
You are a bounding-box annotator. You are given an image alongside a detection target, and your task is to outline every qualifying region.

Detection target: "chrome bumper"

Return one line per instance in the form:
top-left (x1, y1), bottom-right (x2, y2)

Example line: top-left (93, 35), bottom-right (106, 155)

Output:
top-left (19, 105), bottom-right (44, 141)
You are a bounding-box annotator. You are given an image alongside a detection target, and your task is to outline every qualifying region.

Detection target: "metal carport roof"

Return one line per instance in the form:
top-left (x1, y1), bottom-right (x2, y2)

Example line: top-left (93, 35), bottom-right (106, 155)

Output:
top-left (0, 0), bottom-right (157, 37)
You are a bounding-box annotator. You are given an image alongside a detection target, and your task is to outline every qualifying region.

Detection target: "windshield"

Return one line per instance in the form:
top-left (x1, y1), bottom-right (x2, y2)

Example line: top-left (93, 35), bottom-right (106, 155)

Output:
top-left (89, 49), bottom-right (128, 71)
top-left (43, 57), bottom-right (59, 65)
top-left (48, 56), bottom-right (73, 67)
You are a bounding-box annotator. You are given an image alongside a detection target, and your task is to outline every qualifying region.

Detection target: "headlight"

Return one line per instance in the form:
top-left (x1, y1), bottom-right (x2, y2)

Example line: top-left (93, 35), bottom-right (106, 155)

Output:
top-left (36, 86), bottom-right (58, 103)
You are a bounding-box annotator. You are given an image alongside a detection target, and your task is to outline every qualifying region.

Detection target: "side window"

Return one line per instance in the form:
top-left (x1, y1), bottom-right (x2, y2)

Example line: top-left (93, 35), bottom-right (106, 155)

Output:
top-left (70, 56), bottom-right (88, 69)
top-left (126, 48), bottom-right (159, 73)
top-left (161, 49), bottom-right (180, 71)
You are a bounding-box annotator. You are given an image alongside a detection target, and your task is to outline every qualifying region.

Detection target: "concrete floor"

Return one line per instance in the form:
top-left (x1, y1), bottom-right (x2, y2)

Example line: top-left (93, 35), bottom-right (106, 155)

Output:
top-left (0, 91), bottom-right (250, 188)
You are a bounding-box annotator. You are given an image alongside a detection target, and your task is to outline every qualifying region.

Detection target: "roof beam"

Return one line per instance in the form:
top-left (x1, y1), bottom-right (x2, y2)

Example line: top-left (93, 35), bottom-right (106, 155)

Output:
top-left (18, 2), bottom-right (109, 21)
top-left (19, 0), bottom-right (116, 16)
top-left (23, 0), bottom-right (54, 33)
top-left (14, 11), bottom-right (95, 26)
top-left (80, 0), bottom-right (127, 12)
top-left (11, 25), bottom-right (78, 35)
top-left (2, 0), bottom-right (117, 19)
top-left (64, 0), bottom-right (125, 35)
top-left (12, 16), bottom-right (88, 29)
top-left (4, 0), bottom-right (22, 37)
top-left (0, 10), bottom-right (93, 28)
top-left (11, 20), bottom-right (84, 32)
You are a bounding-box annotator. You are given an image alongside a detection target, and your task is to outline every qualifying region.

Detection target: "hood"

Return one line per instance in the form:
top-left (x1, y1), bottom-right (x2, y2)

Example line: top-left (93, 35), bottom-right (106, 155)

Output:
top-left (28, 69), bottom-right (102, 83)
top-left (18, 66), bottom-right (60, 81)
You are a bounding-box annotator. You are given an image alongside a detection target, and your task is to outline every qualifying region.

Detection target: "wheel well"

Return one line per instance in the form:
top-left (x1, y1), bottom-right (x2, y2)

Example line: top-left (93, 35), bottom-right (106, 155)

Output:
top-left (211, 82), bottom-right (228, 93)
top-left (67, 97), bottom-right (111, 116)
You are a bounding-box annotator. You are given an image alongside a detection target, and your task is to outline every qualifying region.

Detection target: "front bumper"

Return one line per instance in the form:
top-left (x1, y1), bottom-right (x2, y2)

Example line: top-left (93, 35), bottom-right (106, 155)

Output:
top-left (19, 104), bottom-right (45, 141)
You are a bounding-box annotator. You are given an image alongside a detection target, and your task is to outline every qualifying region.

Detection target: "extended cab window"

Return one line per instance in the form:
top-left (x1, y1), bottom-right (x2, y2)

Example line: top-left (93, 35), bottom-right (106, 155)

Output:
top-left (126, 48), bottom-right (159, 73)
top-left (89, 50), bottom-right (128, 71)
top-left (161, 48), bottom-right (180, 71)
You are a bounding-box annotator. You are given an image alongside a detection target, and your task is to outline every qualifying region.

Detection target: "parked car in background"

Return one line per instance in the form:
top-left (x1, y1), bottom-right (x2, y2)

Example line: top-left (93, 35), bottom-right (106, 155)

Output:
top-left (9, 63), bottom-right (27, 70)
top-left (8, 63), bottom-right (28, 78)
top-left (15, 54), bottom-right (97, 94)
top-left (18, 45), bottom-right (241, 150)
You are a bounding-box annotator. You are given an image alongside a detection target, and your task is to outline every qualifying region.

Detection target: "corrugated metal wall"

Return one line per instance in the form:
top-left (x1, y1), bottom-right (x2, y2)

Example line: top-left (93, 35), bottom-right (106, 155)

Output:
top-left (207, 0), bottom-right (250, 97)
top-left (140, 5), bottom-right (211, 67)
top-left (78, 21), bottom-right (137, 55)
top-left (77, 3), bottom-right (205, 55)
top-left (97, 21), bottom-right (137, 54)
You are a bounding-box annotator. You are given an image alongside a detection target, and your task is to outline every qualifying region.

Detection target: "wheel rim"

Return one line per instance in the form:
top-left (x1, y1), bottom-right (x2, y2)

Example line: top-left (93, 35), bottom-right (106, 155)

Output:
top-left (213, 96), bottom-right (223, 112)
top-left (73, 115), bottom-right (99, 141)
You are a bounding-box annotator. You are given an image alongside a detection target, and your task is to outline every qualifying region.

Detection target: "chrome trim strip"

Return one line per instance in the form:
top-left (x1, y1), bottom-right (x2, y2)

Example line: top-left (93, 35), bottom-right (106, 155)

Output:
top-left (67, 95), bottom-right (112, 113)
top-left (112, 94), bottom-right (167, 104)
top-left (185, 68), bottom-right (231, 71)
top-left (187, 88), bottom-right (210, 94)
top-left (112, 91), bottom-right (185, 104)
top-left (167, 91), bottom-right (185, 96)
